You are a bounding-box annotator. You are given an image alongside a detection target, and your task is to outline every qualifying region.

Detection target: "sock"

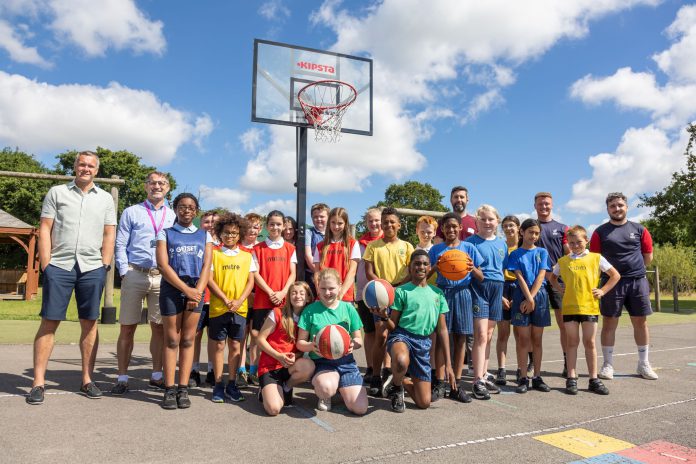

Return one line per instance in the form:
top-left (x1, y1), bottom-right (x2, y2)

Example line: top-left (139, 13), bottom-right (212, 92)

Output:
top-left (207, 361), bottom-right (213, 371)
top-left (117, 374), bottom-right (129, 383)
top-left (637, 345), bottom-right (649, 364)
top-left (602, 346), bottom-right (614, 365)
top-left (151, 371), bottom-right (163, 381)
top-left (237, 366), bottom-right (247, 374)
top-left (191, 362), bottom-right (199, 371)
top-left (250, 365), bottom-right (258, 375)
top-left (177, 384), bottom-right (187, 391)
top-left (528, 352), bottom-right (533, 363)
top-left (563, 352), bottom-right (567, 364)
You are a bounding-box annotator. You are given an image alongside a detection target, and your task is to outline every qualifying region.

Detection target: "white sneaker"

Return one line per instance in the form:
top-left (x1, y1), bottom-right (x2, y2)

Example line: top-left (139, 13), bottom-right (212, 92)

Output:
top-left (637, 362), bottom-right (658, 380)
top-left (317, 397), bottom-right (331, 411)
top-left (485, 372), bottom-right (496, 383)
top-left (598, 363), bottom-right (614, 380)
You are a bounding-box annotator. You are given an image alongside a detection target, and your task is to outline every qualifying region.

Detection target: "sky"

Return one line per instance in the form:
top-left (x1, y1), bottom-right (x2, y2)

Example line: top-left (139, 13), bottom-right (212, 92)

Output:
top-left (1, 0), bottom-right (695, 232)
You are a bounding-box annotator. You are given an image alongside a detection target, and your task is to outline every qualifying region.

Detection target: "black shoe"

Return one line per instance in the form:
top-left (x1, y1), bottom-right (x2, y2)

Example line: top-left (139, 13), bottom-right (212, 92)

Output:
top-left (431, 380), bottom-right (446, 402)
top-left (111, 382), bottom-right (129, 396)
top-left (205, 370), bottom-right (215, 387)
top-left (449, 382), bottom-right (472, 403)
top-left (363, 367), bottom-right (373, 385)
top-left (79, 382), bottom-right (102, 399)
top-left (188, 370), bottom-right (201, 388)
top-left (368, 376), bottom-right (383, 397)
top-left (565, 378), bottom-right (578, 395)
top-left (149, 378), bottom-right (165, 390)
top-left (516, 377), bottom-right (529, 394)
top-left (472, 380), bottom-right (491, 400)
top-left (532, 376), bottom-right (551, 392)
top-left (161, 388), bottom-right (177, 410)
top-left (26, 386), bottom-right (44, 405)
top-left (484, 379), bottom-right (501, 394)
top-left (589, 378), bottom-right (609, 395)
top-left (283, 385), bottom-right (293, 406)
top-left (177, 387), bottom-right (191, 409)
top-left (495, 368), bottom-right (507, 386)
top-left (389, 385), bottom-right (405, 413)
top-left (516, 368), bottom-right (522, 382)
top-left (380, 368), bottom-right (394, 398)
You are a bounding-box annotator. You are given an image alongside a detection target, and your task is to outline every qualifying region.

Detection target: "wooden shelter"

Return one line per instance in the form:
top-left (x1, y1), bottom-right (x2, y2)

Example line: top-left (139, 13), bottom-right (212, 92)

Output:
top-left (0, 209), bottom-right (38, 300)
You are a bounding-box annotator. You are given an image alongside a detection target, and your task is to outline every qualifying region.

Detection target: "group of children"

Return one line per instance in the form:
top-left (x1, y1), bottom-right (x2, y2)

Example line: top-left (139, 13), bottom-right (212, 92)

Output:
top-left (154, 195), bottom-right (620, 413)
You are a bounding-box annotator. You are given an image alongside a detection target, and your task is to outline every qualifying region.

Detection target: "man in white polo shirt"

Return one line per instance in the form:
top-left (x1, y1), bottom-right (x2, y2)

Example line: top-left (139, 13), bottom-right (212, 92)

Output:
top-left (27, 151), bottom-right (117, 405)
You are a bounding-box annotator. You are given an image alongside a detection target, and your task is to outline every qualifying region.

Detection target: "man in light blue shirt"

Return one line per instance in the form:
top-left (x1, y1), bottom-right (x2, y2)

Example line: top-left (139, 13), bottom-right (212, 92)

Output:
top-left (111, 171), bottom-right (176, 395)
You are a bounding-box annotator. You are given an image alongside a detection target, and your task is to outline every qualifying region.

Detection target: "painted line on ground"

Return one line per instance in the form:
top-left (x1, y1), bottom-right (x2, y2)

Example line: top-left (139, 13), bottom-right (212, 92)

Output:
top-left (292, 404), bottom-right (336, 433)
top-left (337, 396), bottom-right (696, 464)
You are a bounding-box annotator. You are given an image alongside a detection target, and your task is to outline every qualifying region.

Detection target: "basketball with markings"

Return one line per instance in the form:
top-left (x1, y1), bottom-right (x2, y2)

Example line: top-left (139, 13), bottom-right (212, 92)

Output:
top-left (315, 324), bottom-right (352, 360)
top-left (437, 249), bottom-right (471, 281)
top-left (362, 279), bottom-right (395, 309)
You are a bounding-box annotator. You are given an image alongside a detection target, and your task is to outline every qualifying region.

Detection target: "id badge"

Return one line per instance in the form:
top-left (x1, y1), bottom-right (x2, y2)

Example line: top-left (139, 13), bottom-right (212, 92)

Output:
top-left (150, 239), bottom-right (157, 248)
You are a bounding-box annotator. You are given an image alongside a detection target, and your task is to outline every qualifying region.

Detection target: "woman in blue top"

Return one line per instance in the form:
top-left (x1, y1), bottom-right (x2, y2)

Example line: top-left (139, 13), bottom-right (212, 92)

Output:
top-left (156, 193), bottom-right (213, 410)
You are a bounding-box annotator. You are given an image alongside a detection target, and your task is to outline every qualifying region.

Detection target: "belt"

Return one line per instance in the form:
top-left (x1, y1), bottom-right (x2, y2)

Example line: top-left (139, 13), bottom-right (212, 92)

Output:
top-left (129, 263), bottom-right (160, 275)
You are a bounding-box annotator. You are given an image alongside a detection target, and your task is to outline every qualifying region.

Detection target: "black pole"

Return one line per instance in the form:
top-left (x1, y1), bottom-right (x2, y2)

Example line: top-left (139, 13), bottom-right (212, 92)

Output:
top-left (295, 126), bottom-right (308, 282)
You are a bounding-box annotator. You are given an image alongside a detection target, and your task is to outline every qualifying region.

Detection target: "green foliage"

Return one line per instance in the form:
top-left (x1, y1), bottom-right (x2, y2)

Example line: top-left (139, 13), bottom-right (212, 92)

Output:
top-left (640, 124), bottom-right (696, 246)
top-left (648, 243), bottom-right (696, 293)
top-left (54, 147), bottom-right (177, 215)
top-left (375, 180), bottom-right (448, 245)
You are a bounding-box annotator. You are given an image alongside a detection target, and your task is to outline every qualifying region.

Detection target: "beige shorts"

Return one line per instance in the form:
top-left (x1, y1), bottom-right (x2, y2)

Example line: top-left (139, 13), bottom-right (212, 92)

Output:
top-left (119, 266), bottom-right (162, 325)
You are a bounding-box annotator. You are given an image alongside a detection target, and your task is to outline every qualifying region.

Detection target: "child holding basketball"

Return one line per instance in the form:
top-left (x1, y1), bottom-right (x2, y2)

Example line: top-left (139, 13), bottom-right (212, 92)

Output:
top-left (257, 281), bottom-right (316, 415)
top-left (373, 250), bottom-right (456, 412)
top-left (297, 268), bottom-right (367, 415)
top-left (313, 207), bottom-right (361, 301)
top-left (206, 213), bottom-right (256, 403)
top-left (506, 218), bottom-right (551, 394)
top-left (429, 212), bottom-right (484, 403)
top-left (495, 215), bottom-right (520, 386)
top-left (549, 226), bottom-right (620, 395)
top-left (466, 205), bottom-right (508, 399)
top-left (156, 193), bottom-right (213, 409)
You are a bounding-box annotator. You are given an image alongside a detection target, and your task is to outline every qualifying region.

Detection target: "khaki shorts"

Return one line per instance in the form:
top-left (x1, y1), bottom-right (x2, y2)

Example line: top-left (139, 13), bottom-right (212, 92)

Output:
top-left (119, 266), bottom-right (162, 325)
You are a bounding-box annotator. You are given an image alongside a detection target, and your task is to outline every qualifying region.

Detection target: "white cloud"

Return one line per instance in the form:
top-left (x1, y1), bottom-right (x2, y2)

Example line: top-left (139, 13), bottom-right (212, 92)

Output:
top-left (199, 185), bottom-right (250, 211)
top-left (240, 128), bottom-right (264, 154)
top-left (0, 71), bottom-right (212, 164)
top-left (653, 4), bottom-right (696, 83)
top-left (461, 89), bottom-right (505, 124)
top-left (246, 198), bottom-right (296, 216)
top-left (258, 0), bottom-right (291, 22)
top-left (0, 20), bottom-right (51, 67)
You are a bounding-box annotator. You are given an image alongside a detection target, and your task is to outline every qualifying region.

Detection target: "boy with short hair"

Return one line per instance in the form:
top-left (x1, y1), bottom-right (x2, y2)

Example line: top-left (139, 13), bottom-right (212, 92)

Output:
top-left (304, 203), bottom-right (329, 294)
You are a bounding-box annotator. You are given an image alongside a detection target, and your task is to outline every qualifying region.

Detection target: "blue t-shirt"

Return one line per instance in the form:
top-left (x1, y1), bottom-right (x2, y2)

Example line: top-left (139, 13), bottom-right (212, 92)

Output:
top-left (506, 247), bottom-right (551, 287)
top-left (465, 235), bottom-right (507, 282)
top-left (429, 241), bottom-right (484, 288)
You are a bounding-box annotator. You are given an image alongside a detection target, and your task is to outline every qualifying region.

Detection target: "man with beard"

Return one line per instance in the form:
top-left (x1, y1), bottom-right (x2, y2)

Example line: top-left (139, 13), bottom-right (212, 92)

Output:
top-left (590, 192), bottom-right (658, 381)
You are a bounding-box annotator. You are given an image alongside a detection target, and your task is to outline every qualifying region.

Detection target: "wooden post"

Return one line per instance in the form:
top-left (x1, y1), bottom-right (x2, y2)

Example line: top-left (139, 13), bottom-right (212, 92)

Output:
top-left (101, 175), bottom-right (119, 324)
top-left (25, 231), bottom-right (39, 300)
top-left (653, 266), bottom-right (661, 313)
top-left (672, 275), bottom-right (679, 313)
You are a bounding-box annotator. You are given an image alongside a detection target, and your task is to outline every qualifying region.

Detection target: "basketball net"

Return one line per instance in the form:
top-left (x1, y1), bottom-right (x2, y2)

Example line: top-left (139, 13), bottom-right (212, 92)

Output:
top-left (298, 80), bottom-right (357, 143)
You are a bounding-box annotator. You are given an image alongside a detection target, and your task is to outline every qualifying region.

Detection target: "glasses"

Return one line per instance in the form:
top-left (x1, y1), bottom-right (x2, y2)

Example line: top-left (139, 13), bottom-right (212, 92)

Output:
top-left (176, 205), bottom-right (196, 211)
top-left (147, 180), bottom-right (169, 186)
top-left (220, 231), bottom-right (240, 237)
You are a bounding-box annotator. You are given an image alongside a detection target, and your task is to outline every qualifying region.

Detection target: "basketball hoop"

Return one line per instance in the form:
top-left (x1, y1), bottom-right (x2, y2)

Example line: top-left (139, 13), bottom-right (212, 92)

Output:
top-left (297, 80), bottom-right (357, 143)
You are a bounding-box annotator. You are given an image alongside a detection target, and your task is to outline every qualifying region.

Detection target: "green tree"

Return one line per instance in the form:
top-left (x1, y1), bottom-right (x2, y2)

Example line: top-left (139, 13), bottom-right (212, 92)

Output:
top-left (639, 124), bottom-right (696, 246)
top-left (375, 181), bottom-right (448, 245)
top-left (647, 243), bottom-right (696, 294)
top-left (54, 147), bottom-right (177, 215)
top-left (0, 148), bottom-right (52, 226)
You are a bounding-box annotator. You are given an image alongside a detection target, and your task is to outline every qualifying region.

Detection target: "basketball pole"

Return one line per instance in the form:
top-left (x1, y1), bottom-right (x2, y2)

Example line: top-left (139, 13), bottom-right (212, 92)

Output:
top-left (295, 126), bottom-right (308, 282)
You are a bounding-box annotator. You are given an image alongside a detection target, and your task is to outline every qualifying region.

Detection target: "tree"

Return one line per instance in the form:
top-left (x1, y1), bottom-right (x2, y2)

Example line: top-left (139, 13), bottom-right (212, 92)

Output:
top-left (639, 124), bottom-right (696, 247)
top-left (375, 180), bottom-right (449, 245)
top-left (54, 147), bottom-right (177, 215)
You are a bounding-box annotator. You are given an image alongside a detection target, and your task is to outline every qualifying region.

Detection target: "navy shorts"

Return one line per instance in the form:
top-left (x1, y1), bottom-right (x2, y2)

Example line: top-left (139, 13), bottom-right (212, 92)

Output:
top-left (159, 279), bottom-right (204, 317)
top-left (356, 300), bottom-right (376, 334)
top-left (502, 281), bottom-right (518, 321)
top-left (208, 312), bottom-right (246, 341)
top-left (387, 327), bottom-right (432, 382)
top-left (442, 285), bottom-right (473, 335)
top-left (40, 264), bottom-right (106, 321)
top-left (251, 308), bottom-right (272, 331)
top-left (600, 277), bottom-right (653, 318)
top-left (510, 286), bottom-right (550, 328)
top-left (471, 279), bottom-right (504, 321)
top-left (197, 303), bottom-right (210, 331)
top-left (313, 354), bottom-right (363, 388)
top-left (545, 280), bottom-right (563, 310)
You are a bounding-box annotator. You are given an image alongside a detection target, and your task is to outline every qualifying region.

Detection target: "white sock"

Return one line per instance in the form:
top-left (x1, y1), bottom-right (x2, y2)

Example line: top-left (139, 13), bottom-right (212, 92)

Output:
top-left (207, 361), bottom-right (213, 371)
top-left (151, 371), bottom-right (163, 381)
top-left (637, 345), bottom-right (649, 364)
top-left (117, 374), bottom-right (129, 383)
top-left (602, 346), bottom-right (614, 366)
top-left (192, 362), bottom-right (199, 371)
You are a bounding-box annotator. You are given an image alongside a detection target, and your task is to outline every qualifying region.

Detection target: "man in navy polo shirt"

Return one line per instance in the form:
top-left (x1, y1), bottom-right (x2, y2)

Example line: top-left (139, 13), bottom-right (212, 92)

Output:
top-left (590, 192), bottom-right (658, 380)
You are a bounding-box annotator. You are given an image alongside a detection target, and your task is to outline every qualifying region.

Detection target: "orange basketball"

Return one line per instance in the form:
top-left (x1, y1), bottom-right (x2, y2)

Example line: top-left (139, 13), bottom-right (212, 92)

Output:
top-left (437, 249), bottom-right (471, 281)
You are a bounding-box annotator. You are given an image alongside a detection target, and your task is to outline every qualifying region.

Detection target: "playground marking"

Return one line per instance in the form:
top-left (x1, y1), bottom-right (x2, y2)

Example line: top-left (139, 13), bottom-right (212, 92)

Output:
top-left (567, 453), bottom-right (644, 463)
top-left (618, 440), bottom-right (696, 463)
top-left (533, 428), bottom-right (634, 458)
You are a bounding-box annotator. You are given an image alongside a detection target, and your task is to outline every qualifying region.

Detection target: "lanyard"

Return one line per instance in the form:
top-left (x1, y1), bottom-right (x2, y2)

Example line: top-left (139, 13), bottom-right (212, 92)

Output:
top-left (143, 202), bottom-right (167, 236)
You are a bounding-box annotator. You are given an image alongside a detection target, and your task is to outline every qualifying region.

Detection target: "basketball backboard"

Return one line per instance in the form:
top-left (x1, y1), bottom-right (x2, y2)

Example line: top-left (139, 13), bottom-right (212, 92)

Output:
top-left (252, 39), bottom-right (373, 136)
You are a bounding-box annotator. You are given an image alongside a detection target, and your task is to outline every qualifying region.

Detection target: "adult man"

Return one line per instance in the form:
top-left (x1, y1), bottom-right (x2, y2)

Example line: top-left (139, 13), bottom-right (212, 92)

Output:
top-left (590, 192), bottom-right (658, 380)
top-left (27, 151), bottom-right (116, 405)
top-left (534, 192), bottom-right (570, 377)
top-left (111, 172), bottom-right (176, 395)
top-left (434, 186), bottom-right (478, 243)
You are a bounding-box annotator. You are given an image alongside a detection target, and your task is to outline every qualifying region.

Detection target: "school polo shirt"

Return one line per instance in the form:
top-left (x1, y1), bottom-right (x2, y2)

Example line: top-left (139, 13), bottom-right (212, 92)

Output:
top-left (40, 181), bottom-right (117, 272)
top-left (297, 300), bottom-right (362, 360)
top-left (536, 219), bottom-right (568, 267)
top-left (362, 238), bottom-right (414, 285)
top-left (589, 221), bottom-right (653, 279)
top-left (391, 282), bottom-right (449, 336)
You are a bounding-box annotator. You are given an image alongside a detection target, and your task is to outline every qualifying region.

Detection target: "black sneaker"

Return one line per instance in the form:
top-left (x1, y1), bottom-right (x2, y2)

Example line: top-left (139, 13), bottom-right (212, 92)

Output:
top-left (380, 368), bottom-right (394, 398)
top-left (368, 376), bottom-right (383, 397)
top-left (565, 378), bottom-right (578, 395)
top-left (389, 385), bottom-right (405, 413)
top-left (516, 368), bottom-right (522, 382)
top-left (532, 376), bottom-right (551, 392)
top-left (188, 370), bottom-right (201, 388)
top-left (111, 382), bottom-right (128, 396)
top-left (589, 378), bottom-right (609, 395)
top-left (283, 385), bottom-right (293, 406)
top-left (472, 380), bottom-right (491, 400)
top-left (149, 378), bottom-right (165, 390)
top-left (176, 387), bottom-right (191, 409)
top-left (516, 377), bottom-right (529, 394)
top-left (26, 386), bottom-right (44, 405)
top-left (161, 388), bottom-right (177, 410)
top-left (79, 382), bottom-right (102, 399)
top-left (484, 379), bottom-right (501, 394)
top-left (431, 380), bottom-right (446, 402)
top-left (449, 382), bottom-right (472, 403)
top-left (495, 368), bottom-right (507, 386)
top-left (363, 367), bottom-right (374, 385)
top-left (205, 370), bottom-right (215, 387)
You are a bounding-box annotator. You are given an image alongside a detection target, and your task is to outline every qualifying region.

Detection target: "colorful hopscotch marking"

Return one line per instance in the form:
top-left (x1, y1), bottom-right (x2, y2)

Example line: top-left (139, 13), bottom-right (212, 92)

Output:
top-left (568, 453), bottom-right (644, 464)
top-left (618, 440), bottom-right (696, 463)
top-left (534, 428), bottom-right (634, 458)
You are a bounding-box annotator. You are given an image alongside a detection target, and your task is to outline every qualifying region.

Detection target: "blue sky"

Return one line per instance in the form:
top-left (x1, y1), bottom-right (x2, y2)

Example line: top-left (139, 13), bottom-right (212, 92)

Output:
top-left (1, 0), bottom-right (695, 231)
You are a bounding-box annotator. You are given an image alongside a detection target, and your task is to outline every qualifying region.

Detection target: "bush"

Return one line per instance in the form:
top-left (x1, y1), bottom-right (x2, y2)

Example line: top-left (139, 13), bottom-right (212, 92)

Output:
top-left (648, 243), bottom-right (696, 293)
